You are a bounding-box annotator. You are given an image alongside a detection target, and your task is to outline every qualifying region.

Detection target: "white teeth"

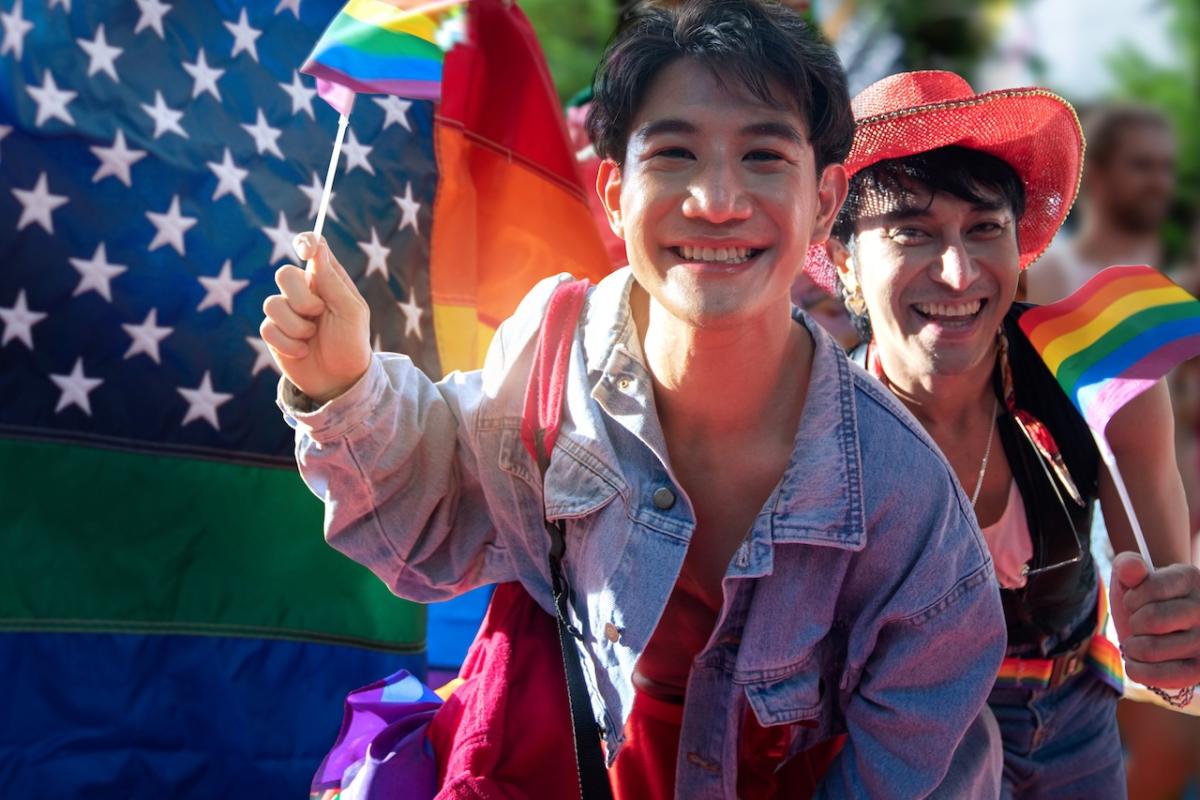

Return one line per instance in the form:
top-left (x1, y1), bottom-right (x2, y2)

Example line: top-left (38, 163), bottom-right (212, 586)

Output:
top-left (914, 300), bottom-right (983, 318)
top-left (678, 245), bottom-right (754, 264)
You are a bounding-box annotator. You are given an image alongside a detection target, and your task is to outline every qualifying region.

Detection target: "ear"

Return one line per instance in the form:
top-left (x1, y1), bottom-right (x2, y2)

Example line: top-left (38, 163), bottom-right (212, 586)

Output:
top-left (826, 236), bottom-right (856, 291)
top-left (809, 163), bottom-right (849, 246)
top-left (596, 159), bottom-right (626, 240)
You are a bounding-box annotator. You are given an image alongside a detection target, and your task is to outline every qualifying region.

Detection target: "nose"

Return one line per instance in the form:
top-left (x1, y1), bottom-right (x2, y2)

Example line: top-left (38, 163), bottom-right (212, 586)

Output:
top-left (681, 158), bottom-right (752, 224)
top-left (932, 236), bottom-right (980, 291)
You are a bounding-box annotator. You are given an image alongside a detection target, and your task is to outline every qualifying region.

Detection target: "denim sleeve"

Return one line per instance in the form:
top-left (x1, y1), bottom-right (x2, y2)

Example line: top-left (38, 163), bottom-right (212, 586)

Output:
top-left (277, 274), bottom-right (570, 603)
top-left (816, 517), bottom-right (1006, 799)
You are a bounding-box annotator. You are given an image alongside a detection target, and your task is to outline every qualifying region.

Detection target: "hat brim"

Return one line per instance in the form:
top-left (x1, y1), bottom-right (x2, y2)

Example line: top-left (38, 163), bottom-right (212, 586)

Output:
top-left (803, 88), bottom-right (1083, 295)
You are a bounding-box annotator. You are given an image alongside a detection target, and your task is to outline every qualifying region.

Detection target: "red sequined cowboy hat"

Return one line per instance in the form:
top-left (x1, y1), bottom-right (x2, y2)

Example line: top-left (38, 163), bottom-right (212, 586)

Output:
top-left (804, 70), bottom-right (1083, 293)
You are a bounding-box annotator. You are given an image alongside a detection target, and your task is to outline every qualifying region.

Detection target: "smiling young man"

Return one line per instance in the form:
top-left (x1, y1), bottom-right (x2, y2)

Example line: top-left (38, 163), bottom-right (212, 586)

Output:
top-left (262, 3), bottom-right (1005, 796)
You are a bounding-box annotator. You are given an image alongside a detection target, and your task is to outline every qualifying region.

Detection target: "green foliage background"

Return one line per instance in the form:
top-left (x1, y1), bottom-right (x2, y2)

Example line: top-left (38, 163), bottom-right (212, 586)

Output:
top-left (521, 0), bottom-right (618, 102)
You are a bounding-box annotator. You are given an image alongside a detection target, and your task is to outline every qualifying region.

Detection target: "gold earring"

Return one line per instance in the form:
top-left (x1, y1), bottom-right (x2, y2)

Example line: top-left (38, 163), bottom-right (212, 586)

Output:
top-left (843, 284), bottom-right (867, 316)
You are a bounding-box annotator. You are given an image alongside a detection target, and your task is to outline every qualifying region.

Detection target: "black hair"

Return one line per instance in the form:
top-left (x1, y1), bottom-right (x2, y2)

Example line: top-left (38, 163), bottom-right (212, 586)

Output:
top-left (586, 0), bottom-right (853, 170)
top-left (831, 145), bottom-right (1027, 340)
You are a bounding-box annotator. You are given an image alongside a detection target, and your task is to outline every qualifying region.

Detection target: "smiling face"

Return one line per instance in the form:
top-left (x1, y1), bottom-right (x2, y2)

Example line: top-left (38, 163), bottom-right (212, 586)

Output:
top-left (843, 179), bottom-right (1021, 377)
top-left (597, 58), bottom-right (846, 330)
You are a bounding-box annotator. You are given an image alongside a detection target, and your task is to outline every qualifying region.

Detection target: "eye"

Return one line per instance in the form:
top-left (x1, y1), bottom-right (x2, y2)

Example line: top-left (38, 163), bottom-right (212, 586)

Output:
top-left (652, 146), bottom-right (693, 160)
top-left (889, 227), bottom-right (931, 245)
top-left (744, 149), bottom-right (785, 162)
top-left (969, 220), bottom-right (1009, 239)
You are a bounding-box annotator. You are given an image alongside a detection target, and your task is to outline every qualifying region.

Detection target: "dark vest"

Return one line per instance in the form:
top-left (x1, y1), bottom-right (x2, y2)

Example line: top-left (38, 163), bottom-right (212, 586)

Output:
top-left (849, 303), bottom-right (1099, 650)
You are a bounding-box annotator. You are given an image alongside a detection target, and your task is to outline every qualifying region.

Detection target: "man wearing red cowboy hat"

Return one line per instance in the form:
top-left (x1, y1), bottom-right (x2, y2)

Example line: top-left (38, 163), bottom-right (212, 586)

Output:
top-left (827, 70), bottom-right (1200, 797)
top-left (263, 3), bottom-right (1009, 796)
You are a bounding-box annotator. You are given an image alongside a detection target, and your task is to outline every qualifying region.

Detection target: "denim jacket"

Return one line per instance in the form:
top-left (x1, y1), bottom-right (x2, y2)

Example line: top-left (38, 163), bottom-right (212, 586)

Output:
top-left (280, 268), bottom-right (1006, 798)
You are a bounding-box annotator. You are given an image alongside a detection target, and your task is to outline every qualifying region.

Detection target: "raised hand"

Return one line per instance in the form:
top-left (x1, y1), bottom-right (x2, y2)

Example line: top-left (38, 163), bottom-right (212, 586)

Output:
top-left (260, 233), bottom-right (372, 404)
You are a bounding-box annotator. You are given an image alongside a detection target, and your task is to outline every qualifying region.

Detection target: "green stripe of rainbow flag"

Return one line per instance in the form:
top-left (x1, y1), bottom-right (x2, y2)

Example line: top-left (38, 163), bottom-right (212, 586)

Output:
top-left (1019, 265), bottom-right (1200, 434)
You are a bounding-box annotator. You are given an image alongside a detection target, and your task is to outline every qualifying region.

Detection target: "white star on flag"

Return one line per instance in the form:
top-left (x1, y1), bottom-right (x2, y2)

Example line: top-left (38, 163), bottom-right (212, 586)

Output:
top-left (299, 172), bottom-right (337, 221)
top-left (374, 96), bottom-right (413, 132)
top-left (77, 24), bottom-right (123, 81)
top-left (182, 48), bottom-right (224, 101)
top-left (13, 172), bottom-right (69, 234)
top-left (141, 91), bottom-right (187, 139)
top-left (245, 336), bottom-right (281, 376)
top-left (275, 0), bottom-right (302, 17)
top-left (224, 8), bottom-right (262, 62)
top-left (398, 292), bottom-right (424, 340)
top-left (69, 243), bottom-right (127, 302)
top-left (280, 72), bottom-right (317, 119)
top-left (49, 0), bottom-right (70, 11)
top-left (197, 260), bottom-right (250, 314)
top-left (146, 195), bottom-right (197, 255)
top-left (27, 71), bottom-right (78, 128)
top-left (178, 371), bottom-right (233, 430)
top-left (121, 309), bottom-right (173, 364)
top-left (396, 181), bottom-right (421, 235)
top-left (134, 0), bottom-right (172, 38)
top-left (262, 212), bottom-right (297, 265)
top-left (241, 109), bottom-right (283, 159)
top-left (208, 148), bottom-right (249, 203)
top-left (341, 129), bottom-right (375, 175)
top-left (1, 0), bottom-right (34, 59)
top-left (0, 290), bottom-right (47, 349)
top-left (90, 130), bottom-right (147, 187)
top-left (49, 358), bottom-right (104, 416)
top-left (0, 124), bottom-right (10, 158)
top-left (358, 227), bottom-right (391, 279)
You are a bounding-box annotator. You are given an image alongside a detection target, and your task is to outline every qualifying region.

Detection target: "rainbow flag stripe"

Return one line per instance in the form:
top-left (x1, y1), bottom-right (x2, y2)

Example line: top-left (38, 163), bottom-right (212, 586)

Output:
top-left (1018, 265), bottom-right (1200, 434)
top-left (302, 0), bottom-right (465, 114)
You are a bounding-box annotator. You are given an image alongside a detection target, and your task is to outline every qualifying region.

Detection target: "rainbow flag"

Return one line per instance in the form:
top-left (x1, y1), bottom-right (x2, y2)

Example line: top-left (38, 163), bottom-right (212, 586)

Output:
top-left (302, 0), bottom-right (467, 115)
top-left (1019, 265), bottom-right (1200, 434)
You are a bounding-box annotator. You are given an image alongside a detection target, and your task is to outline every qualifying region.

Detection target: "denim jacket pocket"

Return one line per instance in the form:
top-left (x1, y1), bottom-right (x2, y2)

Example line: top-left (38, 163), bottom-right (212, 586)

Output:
top-left (743, 665), bottom-right (826, 729)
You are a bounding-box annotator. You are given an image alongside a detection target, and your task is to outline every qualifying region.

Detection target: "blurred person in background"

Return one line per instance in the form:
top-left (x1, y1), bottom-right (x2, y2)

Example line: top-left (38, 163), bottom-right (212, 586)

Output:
top-left (1024, 103), bottom-right (1198, 799)
top-left (1024, 104), bottom-right (1176, 304)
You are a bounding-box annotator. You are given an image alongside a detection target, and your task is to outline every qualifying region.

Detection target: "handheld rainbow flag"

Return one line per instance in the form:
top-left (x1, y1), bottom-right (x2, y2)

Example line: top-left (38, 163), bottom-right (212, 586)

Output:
top-left (302, 0), bottom-right (467, 115)
top-left (1019, 264), bottom-right (1200, 568)
top-left (300, 0), bottom-right (467, 245)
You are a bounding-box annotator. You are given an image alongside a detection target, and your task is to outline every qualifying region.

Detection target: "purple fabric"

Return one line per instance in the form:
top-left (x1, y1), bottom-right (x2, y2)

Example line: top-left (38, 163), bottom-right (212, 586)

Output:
top-left (311, 669), bottom-right (443, 798)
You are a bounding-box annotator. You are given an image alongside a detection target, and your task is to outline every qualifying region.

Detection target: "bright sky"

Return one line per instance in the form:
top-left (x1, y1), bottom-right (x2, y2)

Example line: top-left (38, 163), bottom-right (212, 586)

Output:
top-left (981, 0), bottom-right (1180, 99)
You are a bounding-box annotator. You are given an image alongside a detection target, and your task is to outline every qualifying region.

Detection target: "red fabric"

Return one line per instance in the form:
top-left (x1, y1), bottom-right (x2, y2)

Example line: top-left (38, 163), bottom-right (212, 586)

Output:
top-left (609, 688), bottom-right (844, 800)
top-left (428, 582), bottom-right (582, 800)
top-left (519, 279), bottom-right (589, 463)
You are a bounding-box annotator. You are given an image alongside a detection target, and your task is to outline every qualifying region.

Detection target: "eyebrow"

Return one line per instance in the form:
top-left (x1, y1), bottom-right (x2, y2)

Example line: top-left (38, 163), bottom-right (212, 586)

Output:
top-left (879, 196), bottom-right (1010, 224)
top-left (633, 118), bottom-right (806, 146)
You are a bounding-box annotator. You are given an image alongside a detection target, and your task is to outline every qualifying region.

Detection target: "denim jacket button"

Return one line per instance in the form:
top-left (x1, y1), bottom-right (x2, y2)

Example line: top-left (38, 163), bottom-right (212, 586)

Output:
top-left (604, 622), bottom-right (621, 643)
top-left (652, 486), bottom-right (675, 510)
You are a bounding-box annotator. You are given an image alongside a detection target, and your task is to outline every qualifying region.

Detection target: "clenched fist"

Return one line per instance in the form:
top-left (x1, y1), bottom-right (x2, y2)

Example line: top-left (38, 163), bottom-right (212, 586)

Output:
top-left (260, 232), bottom-right (372, 404)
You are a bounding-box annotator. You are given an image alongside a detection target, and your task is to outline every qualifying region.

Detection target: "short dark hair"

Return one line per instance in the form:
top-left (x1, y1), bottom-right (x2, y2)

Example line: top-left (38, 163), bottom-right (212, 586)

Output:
top-left (831, 146), bottom-right (1027, 243)
top-left (1083, 103), bottom-right (1172, 167)
top-left (831, 146), bottom-right (1026, 342)
top-left (586, 0), bottom-right (853, 170)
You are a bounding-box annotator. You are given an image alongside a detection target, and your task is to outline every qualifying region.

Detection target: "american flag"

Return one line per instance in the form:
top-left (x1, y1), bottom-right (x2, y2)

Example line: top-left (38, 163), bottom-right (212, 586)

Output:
top-left (0, 0), bottom-right (441, 463)
top-left (0, 1), bottom-right (443, 794)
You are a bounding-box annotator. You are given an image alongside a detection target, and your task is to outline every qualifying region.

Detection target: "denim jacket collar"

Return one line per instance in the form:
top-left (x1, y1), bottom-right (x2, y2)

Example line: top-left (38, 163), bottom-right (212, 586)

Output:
top-left (545, 267), bottom-right (866, 555)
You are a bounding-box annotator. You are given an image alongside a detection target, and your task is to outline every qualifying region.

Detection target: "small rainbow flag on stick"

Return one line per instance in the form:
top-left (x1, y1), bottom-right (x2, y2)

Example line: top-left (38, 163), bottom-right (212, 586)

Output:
top-left (297, 0), bottom-right (467, 252)
top-left (1019, 264), bottom-right (1200, 567)
top-left (302, 0), bottom-right (466, 115)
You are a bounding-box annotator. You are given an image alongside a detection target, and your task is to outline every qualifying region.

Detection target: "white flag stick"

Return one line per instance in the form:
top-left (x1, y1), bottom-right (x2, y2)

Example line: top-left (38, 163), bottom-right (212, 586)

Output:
top-left (1092, 431), bottom-right (1155, 570)
top-left (312, 112), bottom-right (350, 247)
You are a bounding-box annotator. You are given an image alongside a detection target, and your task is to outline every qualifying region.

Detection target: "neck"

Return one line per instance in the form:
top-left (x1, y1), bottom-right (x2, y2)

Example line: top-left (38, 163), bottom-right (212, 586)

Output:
top-left (1076, 212), bottom-right (1163, 267)
top-left (874, 340), bottom-right (998, 431)
top-left (633, 286), bottom-right (810, 440)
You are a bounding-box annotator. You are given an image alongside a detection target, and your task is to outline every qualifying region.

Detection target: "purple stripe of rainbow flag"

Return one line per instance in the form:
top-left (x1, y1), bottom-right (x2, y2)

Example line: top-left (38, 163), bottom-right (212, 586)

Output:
top-left (302, 0), bottom-right (466, 115)
top-left (1019, 265), bottom-right (1200, 434)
